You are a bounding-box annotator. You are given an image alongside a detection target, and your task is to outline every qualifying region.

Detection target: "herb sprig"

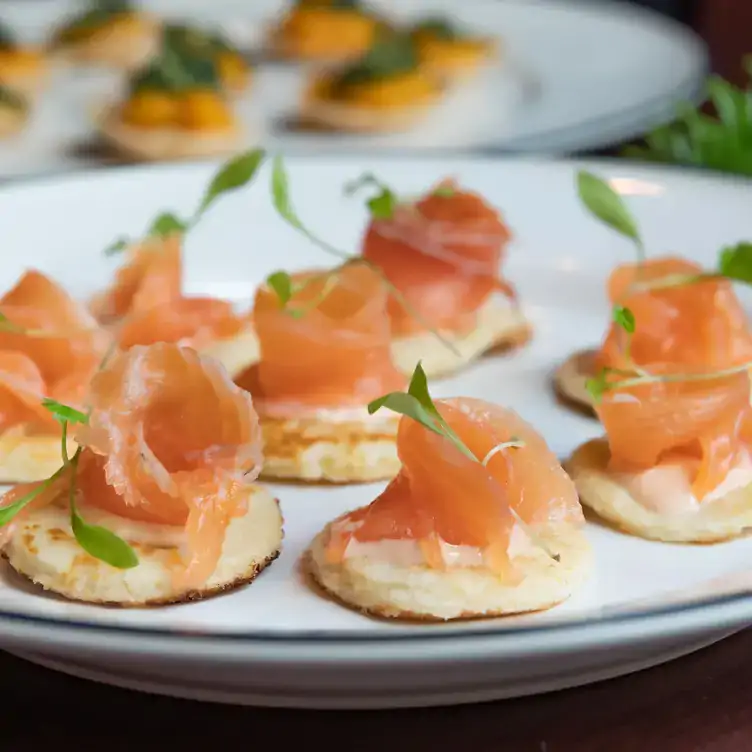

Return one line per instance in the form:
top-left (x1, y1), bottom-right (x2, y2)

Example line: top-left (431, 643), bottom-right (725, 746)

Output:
top-left (367, 362), bottom-right (561, 564)
top-left (105, 149), bottom-right (265, 256)
top-left (0, 399), bottom-right (138, 569)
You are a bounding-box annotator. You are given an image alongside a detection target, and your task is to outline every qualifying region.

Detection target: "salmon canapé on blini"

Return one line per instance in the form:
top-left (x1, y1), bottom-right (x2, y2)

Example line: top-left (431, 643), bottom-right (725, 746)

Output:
top-left (0, 270), bottom-right (111, 483)
top-left (307, 373), bottom-right (591, 621)
top-left (235, 263), bottom-right (407, 484)
top-left (567, 313), bottom-right (752, 543)
top-left (358, 177), bottom-right (531, 379)
top-left (555, 257), bottom-right (752, 415)
top-left (0, 342), bottom-right (283, 606)
top-left (89, 151), bottom-right (268, 378)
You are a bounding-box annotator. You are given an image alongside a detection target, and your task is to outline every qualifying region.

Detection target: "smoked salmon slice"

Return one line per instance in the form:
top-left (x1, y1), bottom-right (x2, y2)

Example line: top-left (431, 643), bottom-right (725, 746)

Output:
top-left (596, 367), bottom-right (752, 501)
top-left (92, 233), bottom-right (250, 353)
top-left (116, 296), bottom-right (247, 351)
top-left (325, 397), bottom-right (583, 575)
top-left (0, 352), bottom-right (58, 433)
top-left (361, 179), bottom-right (514, 335)
top-left (236, 263), bottom-right (405, 415)
top-left (0, 269), bottom-right (111, 408)
top-left (91, 234), bottom-right (182, 324)
top-left (66, 343), bottom-right (264, 589)
top-left (596, 257), bottom-right (752, 373)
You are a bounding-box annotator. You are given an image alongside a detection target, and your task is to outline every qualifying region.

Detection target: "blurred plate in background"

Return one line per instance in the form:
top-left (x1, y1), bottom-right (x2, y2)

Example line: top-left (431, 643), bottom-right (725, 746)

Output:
top-left (0, 0), bottom-right (707, 178)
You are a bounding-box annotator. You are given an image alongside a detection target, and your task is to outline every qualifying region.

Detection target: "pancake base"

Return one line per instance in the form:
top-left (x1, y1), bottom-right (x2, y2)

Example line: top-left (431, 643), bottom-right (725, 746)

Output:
top-left (566, 438), bottom-right (752, 543)
top-left (97, 106), bottom-right (245, 163)
top-left (299, 90), bottom-right (441, 134)
top-left (391, 297), bottom-right (532, 380)
top-left (306, 519), bottom-right (591, 621)
top-left (552, 348), bottom-right (597, 416)
top-left (259, 410), bottom-right (400, 484)
top-left (0, 427), bottom-right (76, 483)
top-left (4, 485), bottom-right (283, 606)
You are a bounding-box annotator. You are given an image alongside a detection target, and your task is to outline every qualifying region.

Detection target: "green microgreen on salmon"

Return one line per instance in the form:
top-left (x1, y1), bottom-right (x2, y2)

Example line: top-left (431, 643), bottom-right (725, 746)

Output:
top-left (368, 362), bottom-right (562, 562)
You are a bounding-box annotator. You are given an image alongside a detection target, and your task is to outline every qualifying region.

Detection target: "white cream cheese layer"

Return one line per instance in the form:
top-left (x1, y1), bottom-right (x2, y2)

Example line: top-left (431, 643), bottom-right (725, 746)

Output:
top-left (614, 450), bottom-right (752, 515)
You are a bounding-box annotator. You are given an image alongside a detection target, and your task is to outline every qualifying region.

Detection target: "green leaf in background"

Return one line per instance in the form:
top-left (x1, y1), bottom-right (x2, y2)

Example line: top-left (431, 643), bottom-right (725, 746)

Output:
top-left (624, 60), bottom-right (752, 177)
top-left (719, 242), bottom-right (752, 284)
top-left (412, 16), bottom-right (460, 41)
top-left (576, 171), bottom-right (643, 253)
top-left (195, 149), bottom-right (266, 221)
top-left (333, 33), bottom-right (418, 91)
top-left (266, 270), bottom-right (294, 307)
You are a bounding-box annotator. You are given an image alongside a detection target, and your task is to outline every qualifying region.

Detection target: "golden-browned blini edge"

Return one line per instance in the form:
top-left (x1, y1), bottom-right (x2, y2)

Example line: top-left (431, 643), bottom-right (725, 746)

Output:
top-left (566, 439), bottom-right (752, 543)
top-left (552, 348), bottom-right (598, 415)
top-left (391, 297), bottom-right (532, 380)
top-left (198, 326), bottom-right (260, 381)
top-left (4, 485), bottom-right (283, 606)
top-left (306, 519), bottom-right (591, 621)
top-left (97, 106), bottom-right (245, 163)
top-left (259, 411), bottom-right (401, 483)
top-left (0, 428), bottom-right (77, 484)
top-left (299, 90), bottom-right (442, 134)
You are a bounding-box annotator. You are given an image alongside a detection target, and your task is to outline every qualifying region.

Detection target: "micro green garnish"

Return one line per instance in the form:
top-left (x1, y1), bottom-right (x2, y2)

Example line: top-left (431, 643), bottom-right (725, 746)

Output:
top-left (623, 59), bottom-right (752, 178)
top-left (41, 399), bottom-right (88, 425)
top-left (270, 154), bottom-right (461, 354)
top-left (0, 312), bottom-right (69, 338)
top-left (0, 399), bottom-right (138, 569)
top-left (368, 362), bottom-right (558, 563)
top-left (576, 170), bottom-right (645, 262)
top-left (332, 34), bottom-right (419, 93)
top-left (412, 16), bottom-right (460, 41)
top-left (104, 149), bottom-right (265, 255)
top-left (265, 268), bottom-right (344, 319)
top-left (266, 271), bottom-right (293, 307)
top-left (481, 437), bottom-right (524, 467)
top-left (432, 184), bottom-right (455, 198)
top-left (344, 172), bottom-right (398, 220)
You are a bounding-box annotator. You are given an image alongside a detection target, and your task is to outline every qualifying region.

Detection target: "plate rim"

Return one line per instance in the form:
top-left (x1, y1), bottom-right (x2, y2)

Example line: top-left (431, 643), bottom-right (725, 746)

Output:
top-left (1, 153), bottom-right (752, 648)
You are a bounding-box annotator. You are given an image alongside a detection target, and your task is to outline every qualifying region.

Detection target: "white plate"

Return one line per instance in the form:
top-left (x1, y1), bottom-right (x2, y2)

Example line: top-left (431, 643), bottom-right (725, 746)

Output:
top-left (1, 155), bottom-right (752, 709)
top-left (0, 0), bottom-right (706, 178)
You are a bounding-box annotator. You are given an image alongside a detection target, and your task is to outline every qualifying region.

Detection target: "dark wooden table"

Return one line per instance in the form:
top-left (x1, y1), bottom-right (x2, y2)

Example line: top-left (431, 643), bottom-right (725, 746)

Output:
top-left (3, 627), bottom-right (752, 750)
